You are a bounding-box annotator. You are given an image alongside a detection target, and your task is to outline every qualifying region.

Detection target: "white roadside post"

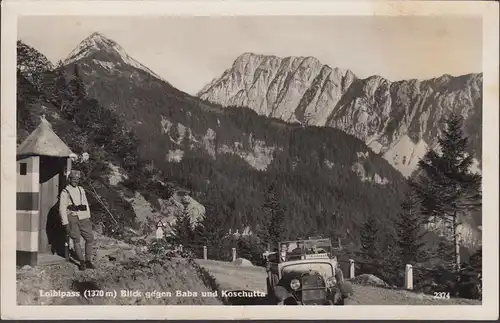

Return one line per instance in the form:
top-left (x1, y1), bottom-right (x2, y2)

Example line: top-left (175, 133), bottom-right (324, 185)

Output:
top-left (349, 259), bottom-right (355, 279)
top-left (405, 264), bottom-right (413, 290)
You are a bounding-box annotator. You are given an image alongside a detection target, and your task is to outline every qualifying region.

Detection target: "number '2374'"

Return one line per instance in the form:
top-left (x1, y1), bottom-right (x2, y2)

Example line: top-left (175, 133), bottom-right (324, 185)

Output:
top-left (433, 292), bottom-right (451, 299)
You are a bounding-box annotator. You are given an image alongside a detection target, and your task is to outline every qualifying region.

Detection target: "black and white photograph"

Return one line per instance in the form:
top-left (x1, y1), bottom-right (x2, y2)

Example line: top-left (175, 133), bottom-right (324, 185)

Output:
top-left (1, 0), bottom-right (498, 320)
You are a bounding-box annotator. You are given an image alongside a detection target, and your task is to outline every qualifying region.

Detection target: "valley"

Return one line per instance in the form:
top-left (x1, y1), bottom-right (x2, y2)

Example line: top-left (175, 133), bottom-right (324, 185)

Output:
top-left (16, 30), bottom-right (482, 281)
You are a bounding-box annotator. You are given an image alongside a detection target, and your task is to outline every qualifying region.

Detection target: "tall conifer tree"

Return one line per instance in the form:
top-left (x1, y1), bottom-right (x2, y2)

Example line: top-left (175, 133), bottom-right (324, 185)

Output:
top-left (394, 185), bottom-right (427, 265)
top-left (412, 113), bottom-right (482, 270)
top-left (360, 215), bottom-right (380, 260)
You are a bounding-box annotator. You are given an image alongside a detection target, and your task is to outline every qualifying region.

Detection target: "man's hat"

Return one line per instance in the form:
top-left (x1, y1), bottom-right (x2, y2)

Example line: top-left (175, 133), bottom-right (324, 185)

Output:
top-left (68, 170), bottom-right (81, 179)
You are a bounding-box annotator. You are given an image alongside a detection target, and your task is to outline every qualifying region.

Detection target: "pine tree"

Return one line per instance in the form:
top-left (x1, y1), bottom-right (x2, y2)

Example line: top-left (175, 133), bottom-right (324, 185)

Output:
top-left (412, 113), bottom-right (482, 271)
top-left (171, 210), bottom-right (195, 249)
top-left (53, 61), bottom-right (72, 115)
top-left (394, 185), bottom-right (428, 266)
top-left (192, 202), bottom-right (228, 260)
top-left (259, 181), bottom-right (286, 249)
top-left (16, 40), bottom-right (52, 91)
top-left (17, 71), bottom-right (38, 138)
top-left (379, 230), bottom-right (404, 286)
top-left (69, 64), bottom-right (87, 104)
top-left (360, 215), bottom-right (380, 260)
top-left (468, 247), bottom-right (482, 277)
top-left (435, 237), bottom-right (454, 268)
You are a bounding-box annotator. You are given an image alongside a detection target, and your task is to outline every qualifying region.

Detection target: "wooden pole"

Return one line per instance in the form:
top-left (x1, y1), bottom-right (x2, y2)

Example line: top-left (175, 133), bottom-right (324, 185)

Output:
top-left (203, 245), bottom-right (207, 260)
top-left (232, 247), bottom-right (236, 262)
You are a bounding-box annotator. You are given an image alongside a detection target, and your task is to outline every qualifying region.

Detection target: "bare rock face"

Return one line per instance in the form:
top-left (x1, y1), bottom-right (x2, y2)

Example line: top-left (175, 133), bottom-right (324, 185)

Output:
top-left (199, 53), bottom-right (355, 125)
top-left (161, 116), bottom-right (278, 172)
top-left (118, 186), bottom-right (206, 240)
top-left (198, 53), bottom-right (482, 177)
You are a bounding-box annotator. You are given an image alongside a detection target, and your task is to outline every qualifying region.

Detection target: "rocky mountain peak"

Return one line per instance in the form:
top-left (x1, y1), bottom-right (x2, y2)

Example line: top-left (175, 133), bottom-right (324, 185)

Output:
top-left (63, 32), bottom-right (164, 81)
top-left (198, 52), bottom-right (357, 122)
top-left (64, 32), bottom-right (118, 64)
top-left (198, 52), bottom-right (482, 177)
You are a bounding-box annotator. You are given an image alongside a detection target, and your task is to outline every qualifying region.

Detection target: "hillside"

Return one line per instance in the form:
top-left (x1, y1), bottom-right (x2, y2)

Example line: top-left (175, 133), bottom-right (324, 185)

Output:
top-left (16, 49), bottom-right (203, 240)
top-left (198, 53), bottom-right (482, 178)
top-left (17, 233), bottom-right (222, 305)
top-left (49, 33), bottom-right (411, 246)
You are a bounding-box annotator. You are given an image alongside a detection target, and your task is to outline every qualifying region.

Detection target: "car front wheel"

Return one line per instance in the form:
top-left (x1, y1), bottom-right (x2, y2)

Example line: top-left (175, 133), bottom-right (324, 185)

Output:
top-left (333, 293), bottom-right (345, 305)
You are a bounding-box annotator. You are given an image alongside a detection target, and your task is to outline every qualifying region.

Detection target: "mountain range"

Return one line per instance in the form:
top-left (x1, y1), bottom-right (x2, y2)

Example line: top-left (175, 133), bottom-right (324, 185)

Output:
top-left (16, 32), bottom-right (482, 253)
top-left (198, 53), bottom-right (483, 177)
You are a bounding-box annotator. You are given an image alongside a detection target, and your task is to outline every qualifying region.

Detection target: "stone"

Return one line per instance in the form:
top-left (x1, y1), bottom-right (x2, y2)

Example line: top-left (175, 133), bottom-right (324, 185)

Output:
top-left (232, 258), bottom-right (254, 267)
top-left (351, 274), bottom-right (388, 287)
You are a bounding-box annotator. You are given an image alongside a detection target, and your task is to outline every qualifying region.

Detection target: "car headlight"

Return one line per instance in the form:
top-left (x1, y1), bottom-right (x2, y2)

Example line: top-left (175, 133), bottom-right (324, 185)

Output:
top-left (326, 277), bottom-right (336, 287)
top-left (290, 279), bottom-right (301, 290)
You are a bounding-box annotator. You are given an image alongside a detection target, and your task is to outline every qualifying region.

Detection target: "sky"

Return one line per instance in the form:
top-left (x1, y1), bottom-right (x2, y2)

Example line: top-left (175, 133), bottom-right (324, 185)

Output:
top-left (18, 16), bottom-right (482, 95)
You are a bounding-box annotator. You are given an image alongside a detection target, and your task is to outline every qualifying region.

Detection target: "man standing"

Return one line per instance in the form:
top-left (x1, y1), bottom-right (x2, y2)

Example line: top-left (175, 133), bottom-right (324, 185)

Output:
top-left (59, 170), bottom-right (95, 270)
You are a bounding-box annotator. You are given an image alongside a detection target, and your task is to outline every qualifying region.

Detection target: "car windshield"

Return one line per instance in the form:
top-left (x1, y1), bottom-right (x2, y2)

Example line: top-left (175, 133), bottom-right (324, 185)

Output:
top-left (303, 239), bottom-right (332, 256)
top-left (279, 241), bottom-right (305, 252)
top-left (275, 239), bottom-right (333, 261)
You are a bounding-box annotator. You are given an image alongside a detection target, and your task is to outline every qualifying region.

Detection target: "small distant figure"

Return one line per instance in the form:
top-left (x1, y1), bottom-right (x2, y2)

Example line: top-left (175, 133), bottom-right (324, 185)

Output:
top-left (59, 170), bottom-right (95, 271)
top-left (156, 220), bottom-right (165, 239)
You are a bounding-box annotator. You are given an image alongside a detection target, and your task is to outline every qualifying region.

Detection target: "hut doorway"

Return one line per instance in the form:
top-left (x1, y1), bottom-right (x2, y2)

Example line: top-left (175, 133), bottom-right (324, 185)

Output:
top-left (39, 156), bottom-right (68, 257)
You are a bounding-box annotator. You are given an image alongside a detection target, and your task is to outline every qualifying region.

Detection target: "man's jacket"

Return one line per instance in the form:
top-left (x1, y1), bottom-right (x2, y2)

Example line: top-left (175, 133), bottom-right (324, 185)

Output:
top-left (59, 185), bottom-right (91, 226)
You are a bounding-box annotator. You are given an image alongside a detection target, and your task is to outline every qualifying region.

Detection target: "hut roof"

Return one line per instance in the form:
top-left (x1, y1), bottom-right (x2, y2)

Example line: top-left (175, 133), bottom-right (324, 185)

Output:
top-left (17, 116), bottom-right (73, 157)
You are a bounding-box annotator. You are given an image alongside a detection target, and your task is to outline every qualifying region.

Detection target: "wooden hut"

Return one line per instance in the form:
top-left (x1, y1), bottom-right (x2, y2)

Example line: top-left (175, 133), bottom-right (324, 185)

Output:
top-left (16, 116), bottom-right (73, 266)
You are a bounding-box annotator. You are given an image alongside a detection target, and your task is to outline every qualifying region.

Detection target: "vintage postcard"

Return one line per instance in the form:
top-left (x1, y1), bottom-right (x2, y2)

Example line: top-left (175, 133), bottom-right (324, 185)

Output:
top-left (1, 0), bottom-right (498, 320)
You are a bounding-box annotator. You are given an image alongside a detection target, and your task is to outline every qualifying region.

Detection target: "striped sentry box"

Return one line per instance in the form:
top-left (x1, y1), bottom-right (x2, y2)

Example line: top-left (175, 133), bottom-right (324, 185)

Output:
top-left (16, 156), bottom-right (40, 266)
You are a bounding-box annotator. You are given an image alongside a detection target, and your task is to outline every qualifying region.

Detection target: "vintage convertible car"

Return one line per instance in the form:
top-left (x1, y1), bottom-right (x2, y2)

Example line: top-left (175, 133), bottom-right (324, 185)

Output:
top-left (264, 238), bottom-right (353, 305)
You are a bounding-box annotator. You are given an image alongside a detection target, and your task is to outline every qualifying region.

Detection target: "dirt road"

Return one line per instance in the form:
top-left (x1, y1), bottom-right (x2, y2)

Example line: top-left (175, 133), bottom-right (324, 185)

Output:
top-left (195, 259), bottom-right (481, 305)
